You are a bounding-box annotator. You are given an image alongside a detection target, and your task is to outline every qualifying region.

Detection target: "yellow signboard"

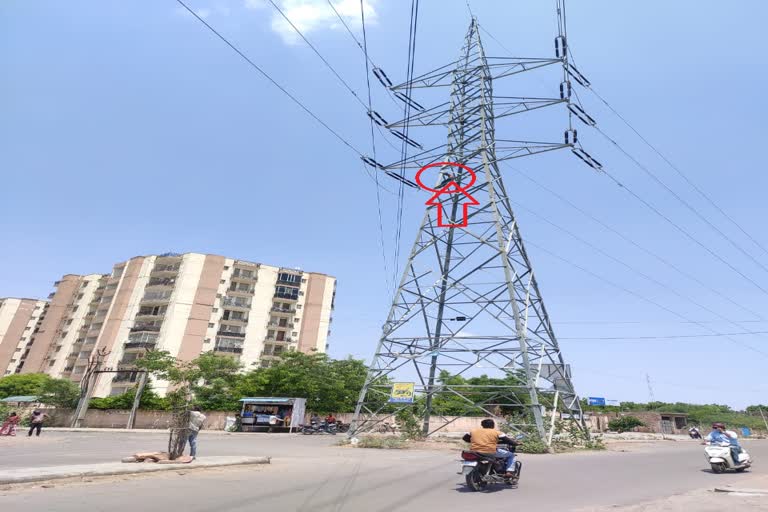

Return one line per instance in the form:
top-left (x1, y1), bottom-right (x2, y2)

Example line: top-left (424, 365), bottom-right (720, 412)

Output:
top-left (389, 382), bottom-right (415, 403)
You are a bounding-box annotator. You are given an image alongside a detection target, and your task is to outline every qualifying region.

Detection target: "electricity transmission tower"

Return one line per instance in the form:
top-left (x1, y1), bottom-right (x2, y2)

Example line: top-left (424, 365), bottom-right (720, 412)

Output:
top-left (350, 15), bottom-right (586, 441)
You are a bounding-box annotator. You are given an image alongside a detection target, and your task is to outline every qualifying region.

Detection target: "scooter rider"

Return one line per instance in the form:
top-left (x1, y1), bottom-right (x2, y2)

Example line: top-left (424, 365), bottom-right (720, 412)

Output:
top-left (462, 418), bottom-right (520, 478)
top-left (704, 422), bottom-right (743, 465)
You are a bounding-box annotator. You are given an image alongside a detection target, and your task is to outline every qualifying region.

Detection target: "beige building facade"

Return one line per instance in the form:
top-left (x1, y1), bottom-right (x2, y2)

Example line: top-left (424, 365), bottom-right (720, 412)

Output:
top-left (2, 253), bottom-right (336, 397)
top-left (0, 298), bottom-right (48, 375)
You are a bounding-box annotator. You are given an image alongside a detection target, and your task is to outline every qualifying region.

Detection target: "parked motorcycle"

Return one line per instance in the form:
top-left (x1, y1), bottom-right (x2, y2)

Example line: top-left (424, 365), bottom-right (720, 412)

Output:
top-left (336, 421), bottom-right (350, 433)
top-left (704, 441), bottom-right (752, 473)
top-left (459, 435), bottom-right (524, 491)
top-left (301, 421), bottom-right (337, 435)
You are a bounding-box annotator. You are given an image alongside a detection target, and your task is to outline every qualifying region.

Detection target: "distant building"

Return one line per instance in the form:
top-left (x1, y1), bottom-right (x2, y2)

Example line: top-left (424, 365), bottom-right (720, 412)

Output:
top-left (0, 298), bottom-right (48, 375)
top-left (2, 253), bottom-right (336, 396)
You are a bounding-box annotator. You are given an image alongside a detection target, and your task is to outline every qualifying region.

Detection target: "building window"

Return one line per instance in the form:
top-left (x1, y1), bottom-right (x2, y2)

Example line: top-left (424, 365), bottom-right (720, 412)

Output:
top-left (66, 319), bottom-right (74, 325)
top-left (204, 338), bottom-right (211, 344)
top-left (72, 305), bottom-right (79, 312)
top-left (208, 323), bottom-right (215, 328)
top-left (77, 294), bottom-right (85, 300)
top-left (24, 326), bottom-right (31, 331)
top-left (49, 361), bottom-right (55, 367)
top-left (292, 332), bottom-right (298, 337)
top-left (220, 280), bottom-right (226, 284)
top-left (212, 308), bottom-right (218, 313)
top-left (224, 266), bottom-right (230, 270)
top-left (268, 330), bottom-right (275, 338)
top-left (297, 305), bottom-right (302, 310)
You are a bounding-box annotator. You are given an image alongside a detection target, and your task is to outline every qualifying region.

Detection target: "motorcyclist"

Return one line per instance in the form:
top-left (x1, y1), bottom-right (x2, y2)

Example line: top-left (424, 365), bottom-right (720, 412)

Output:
top-left (704, 422), bottom-right (743, 465)
top-left (462, 418), bottom-right (520, 478)
top-left (688, 426), bottom-right (701, 439)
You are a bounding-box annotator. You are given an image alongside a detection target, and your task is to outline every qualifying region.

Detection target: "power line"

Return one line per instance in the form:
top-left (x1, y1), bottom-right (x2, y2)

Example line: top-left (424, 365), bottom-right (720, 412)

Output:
top-left (524, 239), bottom-right (768, 358)
top-left (513, 199), bottom-right (768, 354)
top-left (359, 0), bottom-right (389, 295)
top-left (392, 0), bottom-right (420, 295)
top-left (509, 166), bottom-right (763, 320)
top-left (267, 0), bottom-right (367, 109)
top-left (562, 331), bottom-right (768, 341)
top-left (601, 170), bottom-right (768, 299)
top-left (594, 124), bottom-right (768, 278)
top-left (174, 0), bottom-right (364, 156)
top-left (568, 48), bottom-right (768, 262)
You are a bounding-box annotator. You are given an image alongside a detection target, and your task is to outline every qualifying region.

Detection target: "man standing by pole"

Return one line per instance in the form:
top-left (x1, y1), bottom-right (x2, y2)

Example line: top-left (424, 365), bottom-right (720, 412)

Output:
top-left (187, 406), bottom-right (206, 461)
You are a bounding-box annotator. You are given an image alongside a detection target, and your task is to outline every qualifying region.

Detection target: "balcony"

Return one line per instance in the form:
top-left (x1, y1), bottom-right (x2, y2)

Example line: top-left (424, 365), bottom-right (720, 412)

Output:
top-left (268, 322), bottom-right (294, 329)
top-left (217, 330), bottom-right (245, 338)
top-left (124, 341), bottom-right (157, 350)
top-left (222, 297), bottom-right (251, 309)
top-left (231, 271), bottom-right (257, 282)
top-left (141, 291), bottom-right (172, 303)
top-left (274, 293), bottom-right (298, 301)
top-left (264, 336), bottom-right (293, 343)
top-left (130, 324), bottom-right (161, 333)
top-left (271, 307), bottom-right (296, 315)
top-left (228, 286), bottom-right (255, 295)
top-left (146, 278), bottom-right (176, 288)
top-left (151, 264), bottom-right (180, 274)
top-left (214, 345), bottom-right (244, 354)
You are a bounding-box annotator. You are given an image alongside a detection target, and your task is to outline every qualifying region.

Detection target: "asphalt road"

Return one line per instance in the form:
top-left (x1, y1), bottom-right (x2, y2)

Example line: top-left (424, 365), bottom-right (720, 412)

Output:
top-left (2, 432), bottom-right (767, 511)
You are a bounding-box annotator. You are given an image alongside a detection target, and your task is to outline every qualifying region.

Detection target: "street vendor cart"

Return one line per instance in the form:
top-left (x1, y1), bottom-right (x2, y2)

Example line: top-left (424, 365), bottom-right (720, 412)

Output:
top-left (238, 397), bottom-right (306, 433)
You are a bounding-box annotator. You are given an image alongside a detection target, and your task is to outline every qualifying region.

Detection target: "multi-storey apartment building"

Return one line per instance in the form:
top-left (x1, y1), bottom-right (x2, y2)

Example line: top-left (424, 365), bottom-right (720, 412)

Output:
top-left (0, 298), bottom-right (48, 375)
top-left (4, 253), bottom-right (336, 396)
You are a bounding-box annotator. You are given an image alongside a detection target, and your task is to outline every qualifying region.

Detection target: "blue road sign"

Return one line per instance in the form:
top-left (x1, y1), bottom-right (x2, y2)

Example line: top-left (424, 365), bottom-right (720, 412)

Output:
top-left (588, 397), bottom-right (606, 406)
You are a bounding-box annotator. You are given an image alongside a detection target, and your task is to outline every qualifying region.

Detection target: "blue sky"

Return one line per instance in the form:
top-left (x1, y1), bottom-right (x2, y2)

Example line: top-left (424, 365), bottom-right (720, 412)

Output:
top-left (3, 1), bottom-right (768, 409)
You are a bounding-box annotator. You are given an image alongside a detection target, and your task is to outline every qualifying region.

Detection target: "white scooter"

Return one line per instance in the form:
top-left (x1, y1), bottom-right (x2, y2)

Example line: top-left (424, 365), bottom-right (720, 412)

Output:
top-left (704, 441), bottom-right (752, 473)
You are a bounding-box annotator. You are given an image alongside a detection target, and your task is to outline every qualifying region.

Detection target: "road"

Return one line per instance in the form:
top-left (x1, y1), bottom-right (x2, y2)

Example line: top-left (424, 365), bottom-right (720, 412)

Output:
top-left (1, 432), bottom-right (767, 511)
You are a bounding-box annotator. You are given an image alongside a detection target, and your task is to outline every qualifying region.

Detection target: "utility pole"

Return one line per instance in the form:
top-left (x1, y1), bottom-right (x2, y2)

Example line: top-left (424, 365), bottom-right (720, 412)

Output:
top-left (351, 11), bottom-right (585, 441)
top-left (759, 407), bottom-right (768, 432)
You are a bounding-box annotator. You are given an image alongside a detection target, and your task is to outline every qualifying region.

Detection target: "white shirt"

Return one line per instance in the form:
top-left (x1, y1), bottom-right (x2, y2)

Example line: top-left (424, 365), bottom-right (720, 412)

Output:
top-left (188, 411), bottom-right (206, 432)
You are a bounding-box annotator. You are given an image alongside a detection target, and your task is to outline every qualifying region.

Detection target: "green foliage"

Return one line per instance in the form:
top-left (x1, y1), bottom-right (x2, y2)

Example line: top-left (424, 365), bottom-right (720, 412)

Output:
top-left (353, 436), bottom-right (408, 449)
top-left (89, 383), bottom-right (168, 410)
top-left (0, 373), bottom-right (79, 407)
top-left (608, 416), bottom-right (646, 433)
top-left (39, 378), bottom-right (80, 408)
top-left (395, 408), bottom-right (424, 440)
top-left (517, 434), bottom-right (549, 454)
top-left (0, 373), bottom-right (51, 398)
top-left (232, 352), bottom-right (368, 414)
top-left (581, 399), bottom-right (768, 432)
top-left (432, 370), bottom-right (529, 416)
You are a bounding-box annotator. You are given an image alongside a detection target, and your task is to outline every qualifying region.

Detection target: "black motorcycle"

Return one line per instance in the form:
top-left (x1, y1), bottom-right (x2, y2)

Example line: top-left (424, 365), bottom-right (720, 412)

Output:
top-left (460, 438), bottom-right (523, 491)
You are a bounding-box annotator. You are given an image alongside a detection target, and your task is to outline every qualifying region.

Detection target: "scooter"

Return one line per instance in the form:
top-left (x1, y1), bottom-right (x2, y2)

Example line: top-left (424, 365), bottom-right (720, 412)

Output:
top-left (459, 435), bottom-right (524, 491)
top-left (704, 442), bottom-right (752, 473)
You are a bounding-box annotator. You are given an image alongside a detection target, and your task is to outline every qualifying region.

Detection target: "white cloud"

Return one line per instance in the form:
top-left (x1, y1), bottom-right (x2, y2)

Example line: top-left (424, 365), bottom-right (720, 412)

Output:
top-left (246, 0), bottom-right (378, 45)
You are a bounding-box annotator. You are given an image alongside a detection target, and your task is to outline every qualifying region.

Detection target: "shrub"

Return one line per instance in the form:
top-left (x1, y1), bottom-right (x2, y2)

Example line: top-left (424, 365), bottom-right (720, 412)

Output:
top-left (608, 416), bottom-right (645, 433)
top-left (354, 436), bottom-right (407, 449)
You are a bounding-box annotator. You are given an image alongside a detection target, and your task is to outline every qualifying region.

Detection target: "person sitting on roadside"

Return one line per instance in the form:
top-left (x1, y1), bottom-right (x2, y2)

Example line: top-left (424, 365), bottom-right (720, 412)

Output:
top-left (462, 418), bottom-right (520, 478)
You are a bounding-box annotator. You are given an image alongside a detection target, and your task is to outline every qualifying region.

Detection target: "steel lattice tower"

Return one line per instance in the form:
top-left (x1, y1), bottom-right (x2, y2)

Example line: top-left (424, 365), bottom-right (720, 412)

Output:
top-left (350, 17), bottom-right (586, 441)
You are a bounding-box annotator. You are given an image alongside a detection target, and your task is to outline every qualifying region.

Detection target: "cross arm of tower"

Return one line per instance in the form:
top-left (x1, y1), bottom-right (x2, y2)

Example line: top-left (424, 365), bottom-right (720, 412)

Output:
top-left (390, 57), bottom-right (562, 90)
top-left (386, 97), bottom-right (567, 129)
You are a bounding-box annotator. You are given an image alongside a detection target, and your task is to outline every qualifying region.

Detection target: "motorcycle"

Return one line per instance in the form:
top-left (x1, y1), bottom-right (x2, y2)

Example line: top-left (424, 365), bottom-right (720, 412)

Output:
top-left (459, 435), bottom-right (524, 491)
top-left (688, 428), bottom-right (702, 440)
top-left (704, 442), bottom-right (752, 473)
top-left (301, 421), bottom-right (337, 435)
top-left (336, 421), bottom-right (350, 433)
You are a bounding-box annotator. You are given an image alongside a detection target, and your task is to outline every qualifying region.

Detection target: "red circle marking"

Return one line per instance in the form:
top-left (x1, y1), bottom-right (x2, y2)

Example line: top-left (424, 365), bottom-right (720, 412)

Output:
top-left (415, 162), bottom-right (477, 193)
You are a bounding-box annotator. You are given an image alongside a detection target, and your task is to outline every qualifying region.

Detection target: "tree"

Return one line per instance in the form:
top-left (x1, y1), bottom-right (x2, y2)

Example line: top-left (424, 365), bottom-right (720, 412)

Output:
top-left (39, 378), bottom-right (80, 408)
top-left (89, 383), bottom-right (168, 410)
top-left (0, 373), bottom-right (79, 407)
top-left (135, 350), bottom-right (242, 410)
top-left (233, 352), bottom-right (368, 414)
top-left (0, 373), bottom-right (51, 398)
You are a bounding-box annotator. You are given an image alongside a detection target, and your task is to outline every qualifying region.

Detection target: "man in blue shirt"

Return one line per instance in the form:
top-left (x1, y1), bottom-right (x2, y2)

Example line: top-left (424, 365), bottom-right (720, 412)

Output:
top-left (704, 422), bottom-right (743, 466)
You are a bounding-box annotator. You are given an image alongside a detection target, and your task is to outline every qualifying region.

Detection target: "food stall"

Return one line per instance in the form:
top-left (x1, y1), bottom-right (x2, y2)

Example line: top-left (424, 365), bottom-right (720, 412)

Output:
top-left (238, 397), bottom-right (306, 433)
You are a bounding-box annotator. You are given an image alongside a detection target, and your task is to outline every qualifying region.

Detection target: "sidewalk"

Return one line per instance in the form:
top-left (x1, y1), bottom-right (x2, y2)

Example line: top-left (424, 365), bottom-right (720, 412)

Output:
top-left (0, 456), bottom-right (270, 485)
